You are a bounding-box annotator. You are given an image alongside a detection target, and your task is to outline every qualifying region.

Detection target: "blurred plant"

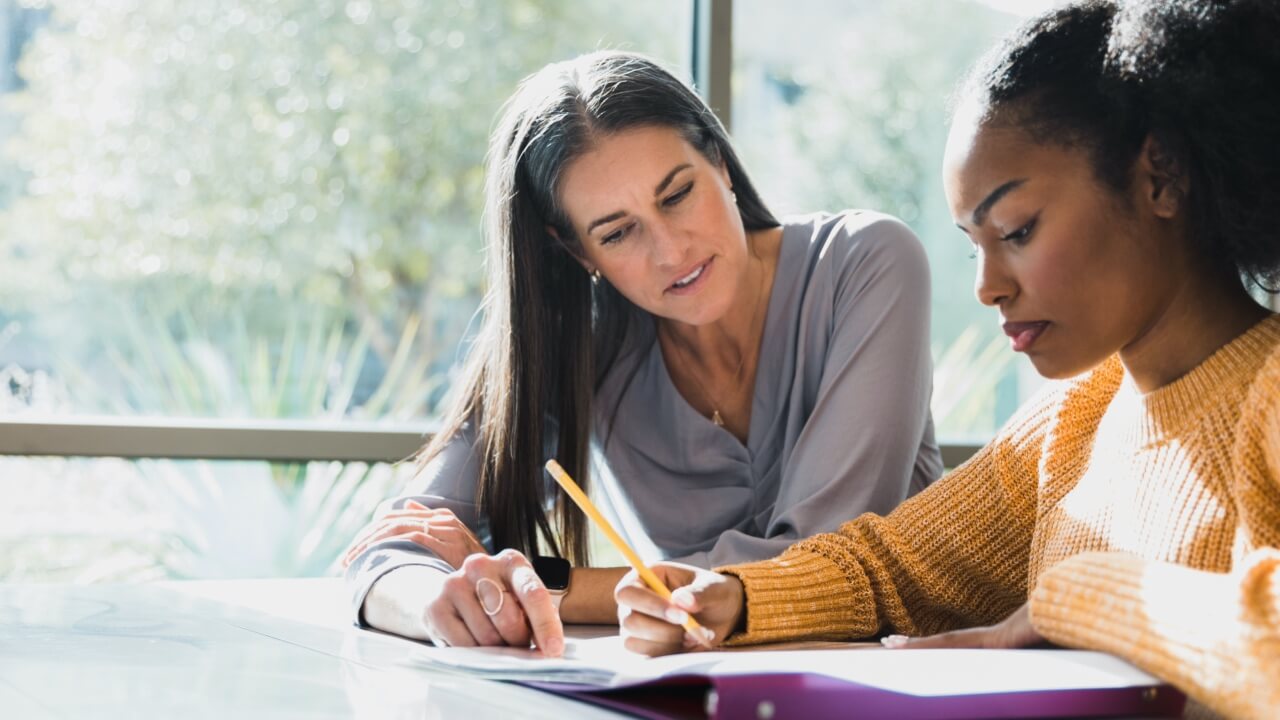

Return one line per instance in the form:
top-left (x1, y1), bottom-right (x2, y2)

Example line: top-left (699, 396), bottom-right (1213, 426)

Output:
top-left (0, 455), bottom-right (417, 581)
top-left (0, 0), bottom-right (685, 375)
top-left (931, 323), bottom-right (1016, 439)
top-left (0, 304), bottom-right (438, 581)
top-left (58, 300), bottom-right (441, 420)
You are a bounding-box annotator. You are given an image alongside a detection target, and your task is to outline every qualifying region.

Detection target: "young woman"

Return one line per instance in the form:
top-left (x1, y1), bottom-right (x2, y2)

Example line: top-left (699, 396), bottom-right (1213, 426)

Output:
top-left (614, 2), bottom-right (1280, 717)
top-left (344, 51), bottom-right (942, 653)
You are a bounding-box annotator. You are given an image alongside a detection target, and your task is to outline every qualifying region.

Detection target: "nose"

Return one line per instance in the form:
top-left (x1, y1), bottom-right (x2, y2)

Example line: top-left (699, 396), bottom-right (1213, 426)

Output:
top-left (974, 248), bottom-right (1015, 308)
top-left (649, 218), bottom-right (689, 269)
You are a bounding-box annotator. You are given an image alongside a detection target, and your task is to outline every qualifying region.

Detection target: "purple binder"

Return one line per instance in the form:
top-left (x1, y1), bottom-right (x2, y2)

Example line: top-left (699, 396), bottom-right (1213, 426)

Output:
top-left (522, 672), bottom-right (1185, 720)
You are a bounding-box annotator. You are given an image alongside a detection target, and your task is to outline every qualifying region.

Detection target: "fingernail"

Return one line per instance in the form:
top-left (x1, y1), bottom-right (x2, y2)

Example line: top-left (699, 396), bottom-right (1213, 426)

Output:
top-left (881, 634), bottom-right (908, 648)
top-left (671, 589), bottom-right (696, 611)
top-left (665, 607), bottom-right (689, 625)
top-left (543, 636), bottom-right (564, 657)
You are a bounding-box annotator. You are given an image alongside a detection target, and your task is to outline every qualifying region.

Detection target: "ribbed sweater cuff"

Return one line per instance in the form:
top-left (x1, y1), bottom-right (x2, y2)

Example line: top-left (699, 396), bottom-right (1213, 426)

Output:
top-left (716, 549), bottom-right (870, 646)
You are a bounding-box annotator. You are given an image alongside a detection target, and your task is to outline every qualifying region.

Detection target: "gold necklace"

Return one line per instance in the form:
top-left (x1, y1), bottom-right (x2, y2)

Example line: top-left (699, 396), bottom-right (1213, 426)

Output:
top-left (665, 258), bottom-right (768, 428)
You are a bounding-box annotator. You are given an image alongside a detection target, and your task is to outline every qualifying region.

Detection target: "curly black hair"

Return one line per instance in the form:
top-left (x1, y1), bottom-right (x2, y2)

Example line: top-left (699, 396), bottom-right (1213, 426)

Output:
top-left (962, 0), bottom-right (1280, 292)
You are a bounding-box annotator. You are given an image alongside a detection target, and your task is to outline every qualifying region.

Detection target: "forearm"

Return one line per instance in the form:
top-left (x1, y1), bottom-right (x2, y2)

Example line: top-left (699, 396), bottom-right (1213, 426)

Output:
top-left (559, 567), bottom-right (628, 624)
top-left (720, 440), bottom-right (1038, 645)
top-left (360, 565), bottom-right (446, 641)
top-left (1031, 550), bottom-right (1280, 719)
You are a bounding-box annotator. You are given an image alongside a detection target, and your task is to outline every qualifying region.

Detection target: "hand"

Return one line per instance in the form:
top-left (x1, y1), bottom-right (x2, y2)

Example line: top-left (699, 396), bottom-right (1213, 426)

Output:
top-left (420, 549), bottom-right (565, 656)
top-left (882, 603), bottom-right (1045, 650)
top-left (342, 499), bottom-right (486, 569)
top-left (614, 562), bottom-right (744, 657)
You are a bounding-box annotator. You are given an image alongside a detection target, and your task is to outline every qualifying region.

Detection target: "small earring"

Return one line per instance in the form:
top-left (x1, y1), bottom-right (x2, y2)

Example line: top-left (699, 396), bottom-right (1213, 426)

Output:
top-left (731, 190), bottom-right (738, 203)
top-left (591, 269), bottom-right (601, 285)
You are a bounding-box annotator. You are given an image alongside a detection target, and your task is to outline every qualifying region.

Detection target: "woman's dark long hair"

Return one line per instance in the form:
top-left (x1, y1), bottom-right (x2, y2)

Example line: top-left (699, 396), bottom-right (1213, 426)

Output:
top-left (419, 51), bottom-right (779, 565)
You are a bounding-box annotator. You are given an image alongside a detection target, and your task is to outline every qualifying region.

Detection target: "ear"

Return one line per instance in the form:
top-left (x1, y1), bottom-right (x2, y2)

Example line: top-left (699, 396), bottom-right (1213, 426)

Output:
top-left (1136, 134), bottom-right (1189, 220)
top-left (548, 224), bottom-right (595, 274)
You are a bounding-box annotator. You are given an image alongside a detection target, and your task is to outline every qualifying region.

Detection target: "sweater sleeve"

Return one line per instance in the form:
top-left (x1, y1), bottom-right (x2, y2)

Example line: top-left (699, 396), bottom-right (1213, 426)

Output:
top-left (1029, 352), bottom-right (1280, 720)
top-left (716, 383), bottom-right (1061, 645)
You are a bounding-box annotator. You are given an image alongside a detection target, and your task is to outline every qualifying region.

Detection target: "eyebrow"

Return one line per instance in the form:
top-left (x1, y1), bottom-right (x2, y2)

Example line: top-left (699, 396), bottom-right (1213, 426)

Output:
top-left (970, 178), bottom-right (1028, 227)
top-left (584, 163), bottom-right (694, 235)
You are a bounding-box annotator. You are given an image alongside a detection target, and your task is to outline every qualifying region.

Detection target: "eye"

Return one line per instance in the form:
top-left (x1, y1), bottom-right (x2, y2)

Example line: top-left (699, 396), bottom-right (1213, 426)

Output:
top-left (1001, 216), bottom-right (1038, 246)
top-left (662, 183), bottom-right (693, 208)
top-left (601, 223), bottom-right (632, 246)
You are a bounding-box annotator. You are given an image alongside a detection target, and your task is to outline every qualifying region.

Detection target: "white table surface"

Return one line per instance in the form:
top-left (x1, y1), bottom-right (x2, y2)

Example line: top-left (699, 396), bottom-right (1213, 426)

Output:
top-left (0, 578), bottom-right (627, 719)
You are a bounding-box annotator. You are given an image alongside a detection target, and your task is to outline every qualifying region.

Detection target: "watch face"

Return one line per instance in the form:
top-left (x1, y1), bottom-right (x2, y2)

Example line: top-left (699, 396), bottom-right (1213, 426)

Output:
top-left (532, 555), bottom-right (571, 592)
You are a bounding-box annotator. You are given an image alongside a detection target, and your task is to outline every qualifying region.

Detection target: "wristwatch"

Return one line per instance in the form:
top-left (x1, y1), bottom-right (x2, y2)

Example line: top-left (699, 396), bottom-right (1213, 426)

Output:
top-left (532, 555), bottom-right (571, 611)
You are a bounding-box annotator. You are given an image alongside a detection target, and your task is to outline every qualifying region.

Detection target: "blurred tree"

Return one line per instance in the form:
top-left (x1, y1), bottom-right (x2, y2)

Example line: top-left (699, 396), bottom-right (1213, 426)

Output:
top-left (0, 0), bottom-right (685, 415)
top-left (732, 0), bottom-right (1030, 436)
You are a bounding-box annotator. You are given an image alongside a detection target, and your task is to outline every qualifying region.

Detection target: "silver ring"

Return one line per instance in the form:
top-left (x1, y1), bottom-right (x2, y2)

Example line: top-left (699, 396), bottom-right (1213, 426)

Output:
top-left (475, 577), bottom-right (505, 617)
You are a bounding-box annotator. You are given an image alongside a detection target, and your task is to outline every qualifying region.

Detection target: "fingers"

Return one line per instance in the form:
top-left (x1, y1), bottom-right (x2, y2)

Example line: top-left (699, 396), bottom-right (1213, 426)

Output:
top-left (619, 601), bottom-right (687, 656)
top-left (458, 558), bottom-right (533, 648)
top-left (888, 604), bottom-right (1041, 650)
top-left (615, 567), bottom-right (711, 657)
top-left (445, 573), bottom-right (509, 647)
top-left (342, 519), bottom-right (430, 566)
top-left (343, 505), bottom-right (477, 567)
top-left (616, 580), bottom-right (688, 625)
top-left (494, 550), bottom-right (564, 657)
top-left (885, 628), bottom-right (987, 650)
top-left (423, 601), bottom-right (477, 648)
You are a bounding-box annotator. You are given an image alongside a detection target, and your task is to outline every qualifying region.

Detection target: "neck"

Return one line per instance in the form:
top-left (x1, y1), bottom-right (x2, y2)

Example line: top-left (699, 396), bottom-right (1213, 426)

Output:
top-left (660, 227), bottom-right (781, 371)
top-left (1120, 264), bottom-right (1270, 393)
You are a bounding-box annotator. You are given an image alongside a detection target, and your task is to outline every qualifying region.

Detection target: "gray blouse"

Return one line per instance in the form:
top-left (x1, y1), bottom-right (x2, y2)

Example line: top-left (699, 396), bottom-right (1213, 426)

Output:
top-left (347, 211), bottom-right (942, 619)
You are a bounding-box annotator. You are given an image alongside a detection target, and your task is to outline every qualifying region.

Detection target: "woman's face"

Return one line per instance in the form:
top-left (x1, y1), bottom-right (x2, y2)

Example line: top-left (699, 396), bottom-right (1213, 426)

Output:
top-left (942, 103), bottom-right (1177, 380)
top-left (556, 125), bottom-right (749, 327)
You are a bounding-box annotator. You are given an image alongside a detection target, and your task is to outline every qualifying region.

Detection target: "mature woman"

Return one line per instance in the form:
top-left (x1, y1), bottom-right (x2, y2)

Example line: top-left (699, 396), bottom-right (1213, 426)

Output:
top-left (614, 2), bottom-right (1280, 717)
top-left (344, 51), bottom-right (941, 651)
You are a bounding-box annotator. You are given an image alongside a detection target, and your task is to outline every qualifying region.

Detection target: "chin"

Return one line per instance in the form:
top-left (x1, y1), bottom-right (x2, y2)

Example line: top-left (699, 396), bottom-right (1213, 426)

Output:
top-left (1026, 352), bottom-right (1109, 381)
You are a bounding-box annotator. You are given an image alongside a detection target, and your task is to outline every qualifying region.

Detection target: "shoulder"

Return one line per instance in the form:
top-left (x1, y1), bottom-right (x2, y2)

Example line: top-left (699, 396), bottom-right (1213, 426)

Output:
top-left (796, 209), bottom-right (925, 264)
top-left (997, 356), bottom-right (1123, 459)
top-left (1238, 320), bottom-right (1280, 443)
top-left (789, 209), bottom-right (929, 294)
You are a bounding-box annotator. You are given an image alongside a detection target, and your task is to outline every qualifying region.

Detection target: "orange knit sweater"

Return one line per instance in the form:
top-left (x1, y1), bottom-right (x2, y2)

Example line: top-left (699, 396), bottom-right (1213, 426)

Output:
top-left (719, 314), bottom-right (1280, 720)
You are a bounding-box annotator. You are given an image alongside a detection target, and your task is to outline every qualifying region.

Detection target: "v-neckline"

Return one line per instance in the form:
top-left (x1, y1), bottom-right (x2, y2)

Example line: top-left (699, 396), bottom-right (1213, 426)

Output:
top-left (653, 221), bottom-right (799, 455)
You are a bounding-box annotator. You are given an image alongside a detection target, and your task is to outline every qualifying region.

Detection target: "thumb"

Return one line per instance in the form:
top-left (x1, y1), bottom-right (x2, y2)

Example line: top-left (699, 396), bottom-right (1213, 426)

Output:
top-left (671, 587), bottom-right (700, 613)
top-left (405, 499), bottom-right (428, 510)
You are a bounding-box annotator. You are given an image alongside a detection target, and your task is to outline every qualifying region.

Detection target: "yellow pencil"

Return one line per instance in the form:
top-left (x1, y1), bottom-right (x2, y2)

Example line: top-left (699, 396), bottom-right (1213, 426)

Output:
top-left (544, 459), bottom-right (713, 648)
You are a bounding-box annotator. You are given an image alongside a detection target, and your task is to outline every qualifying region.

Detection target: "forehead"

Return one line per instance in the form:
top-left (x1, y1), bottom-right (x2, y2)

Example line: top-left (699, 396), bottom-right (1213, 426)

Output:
top-left (560, 126), bottom-right (700, 194)
top-left (942, 101), bottom-right (1086, 216)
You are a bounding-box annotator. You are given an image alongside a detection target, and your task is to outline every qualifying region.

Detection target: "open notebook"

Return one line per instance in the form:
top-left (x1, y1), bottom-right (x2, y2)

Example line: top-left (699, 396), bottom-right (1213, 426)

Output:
top-left (408, 634), bottom-right (1186, 719)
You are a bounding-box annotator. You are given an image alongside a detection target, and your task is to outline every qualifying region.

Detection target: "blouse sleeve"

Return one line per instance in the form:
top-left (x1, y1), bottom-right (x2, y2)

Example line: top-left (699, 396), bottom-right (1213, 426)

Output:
top-left (344, 423), bottom-right (490, 625)
top-left (676, 213), bottom-right (942, 568)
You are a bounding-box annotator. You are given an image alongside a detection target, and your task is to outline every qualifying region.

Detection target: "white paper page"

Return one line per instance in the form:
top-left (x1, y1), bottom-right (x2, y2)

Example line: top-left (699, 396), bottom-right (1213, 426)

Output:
top-left (696, 649), bottom-right (1165, 697)
top-left (408, 635), bottom-right (1165, 695)
top-left (408, 635), bottom-right (723, 686)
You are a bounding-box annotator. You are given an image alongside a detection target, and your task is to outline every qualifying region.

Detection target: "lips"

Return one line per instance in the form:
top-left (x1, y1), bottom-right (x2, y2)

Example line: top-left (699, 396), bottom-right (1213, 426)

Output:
top-left (1002, 321), bottom-right (1049, 352)
top-left (665, 257), bottom-right (713, 295)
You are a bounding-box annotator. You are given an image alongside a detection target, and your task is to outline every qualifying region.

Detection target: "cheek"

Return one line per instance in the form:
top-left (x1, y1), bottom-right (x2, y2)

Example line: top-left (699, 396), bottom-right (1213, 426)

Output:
top-left (1029, 232), bottom-right (1142, 340)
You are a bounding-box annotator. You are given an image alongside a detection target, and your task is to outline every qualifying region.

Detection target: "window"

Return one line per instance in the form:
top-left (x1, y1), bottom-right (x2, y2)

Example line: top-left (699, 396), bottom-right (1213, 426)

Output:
top-left (732, 0), bottom-right (1061, 440)
top-left (2, 1), bottom-right (1077, 581)
top-left (0, 0), bottom-right (691, 423)
top-left (0, 0), bottom-right (690, 580)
